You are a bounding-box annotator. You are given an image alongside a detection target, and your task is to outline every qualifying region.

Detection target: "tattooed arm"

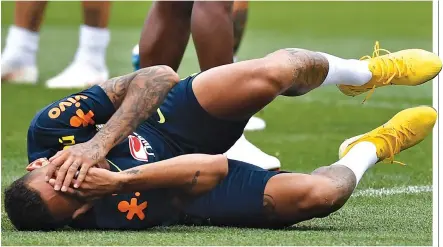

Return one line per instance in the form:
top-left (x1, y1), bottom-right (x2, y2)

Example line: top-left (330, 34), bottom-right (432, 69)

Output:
top-left (96, 65), bottom-right (179, 153)
top-left (55, 154), bottom-right (229, 200)
top-left (46, 65), bottom-right (180, 191)
top-left (117, 154), bottom-right (227, 195)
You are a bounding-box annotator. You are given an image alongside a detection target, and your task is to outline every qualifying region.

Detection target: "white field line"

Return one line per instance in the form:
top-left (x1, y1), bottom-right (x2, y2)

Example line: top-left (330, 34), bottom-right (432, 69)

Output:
top-left (297, 95), bottom-right (423, 110)
top-left (353, 185), bottom-right (433, 197)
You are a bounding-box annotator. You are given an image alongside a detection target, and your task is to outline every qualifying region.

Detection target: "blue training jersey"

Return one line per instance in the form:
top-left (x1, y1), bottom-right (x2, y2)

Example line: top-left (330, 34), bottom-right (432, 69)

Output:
top-left (27, 85), bottom-right (183, 229)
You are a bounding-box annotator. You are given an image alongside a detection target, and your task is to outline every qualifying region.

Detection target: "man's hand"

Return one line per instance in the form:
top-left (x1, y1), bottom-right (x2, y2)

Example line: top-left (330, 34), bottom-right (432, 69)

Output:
top-left (46, 141), bottom-right (106, 191)
top-left (49, 167), bottom-right (122, 200)
top-left (50, 154), bottom-right (227, 202)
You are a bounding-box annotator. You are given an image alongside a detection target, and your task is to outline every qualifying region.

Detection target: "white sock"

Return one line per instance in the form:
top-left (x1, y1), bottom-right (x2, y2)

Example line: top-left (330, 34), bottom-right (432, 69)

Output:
top-left (73, 25), bottom-right (109, 70)
top-left (2, 25), bottom-right (39, 66)
top-left (318, 52), bottom-right (372, 86)
top-left (331, 141), bottom-right (378, 186)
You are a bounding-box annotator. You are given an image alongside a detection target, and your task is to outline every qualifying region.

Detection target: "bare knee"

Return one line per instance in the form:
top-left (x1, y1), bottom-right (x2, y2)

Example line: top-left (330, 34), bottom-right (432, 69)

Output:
top-left (261, 49), bottom-right (329, 96)
top-left (253, 50), bottom-right (308, 94)
top-left (193, 1), bottom-right (233, 17)
top-left (299, 179), bottom-right (349, 218)
top-left (226, 50), bottom-right (319, 99)
top-left (241, 52), bottom-right (298, 96)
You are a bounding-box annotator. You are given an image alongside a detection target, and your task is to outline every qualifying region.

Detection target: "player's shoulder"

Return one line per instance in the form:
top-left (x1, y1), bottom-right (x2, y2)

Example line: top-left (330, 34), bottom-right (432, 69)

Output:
top-left (28, 86), bottom-right (114, 136)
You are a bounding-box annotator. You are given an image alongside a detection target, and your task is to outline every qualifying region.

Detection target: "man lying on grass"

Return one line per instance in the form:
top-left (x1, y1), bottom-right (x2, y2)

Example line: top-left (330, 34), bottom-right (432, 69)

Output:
top-left (4, 43), bottom-right (440, 230)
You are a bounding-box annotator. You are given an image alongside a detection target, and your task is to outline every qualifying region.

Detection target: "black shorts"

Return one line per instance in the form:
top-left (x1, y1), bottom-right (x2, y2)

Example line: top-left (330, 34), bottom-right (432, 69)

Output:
top-left (146, 74), bottom-right (248, 155)
top-left (180, 159), bottom-right (284, 228)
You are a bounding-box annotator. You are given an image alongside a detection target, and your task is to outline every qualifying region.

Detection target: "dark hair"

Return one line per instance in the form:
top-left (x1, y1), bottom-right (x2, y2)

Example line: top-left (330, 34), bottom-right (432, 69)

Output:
top-left (4, 173), bottom-right (65, 231)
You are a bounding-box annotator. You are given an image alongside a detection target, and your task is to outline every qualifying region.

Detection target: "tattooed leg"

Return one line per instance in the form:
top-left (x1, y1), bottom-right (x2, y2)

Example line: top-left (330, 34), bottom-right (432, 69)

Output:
top-left (193, 47), bottom-right (373, 120)
top-left (261, 167), bottom-right (356, 225)
top-left (192, 48), bottom-right (329, 120)
top-left (265, 48), bottom-right (371, 96)
top-left (262, 142), bottom-right (380, 225)
top-left (276, 48), bottom-right (329, 96)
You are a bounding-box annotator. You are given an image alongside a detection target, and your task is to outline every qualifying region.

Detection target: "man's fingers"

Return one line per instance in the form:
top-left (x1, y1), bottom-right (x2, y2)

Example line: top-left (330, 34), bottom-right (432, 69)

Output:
top-left (71, 178), bottom-right (79, 187)
top-left (50, 178), bottom-right (81, 195)
top-left (49, 150), bottom-right (64, 162)
top-left (74, 164), bottom-right (91, 188)
top-left (61, 160), bottom-right (81, 192)
top-left (84, 167), bottom-right (100, 181)
top-left (45, 152), bottom-right (68, 181)
top-left (49, 178), bottom-right (76, 194)
top-left (48, 178), bottom-right (56, 187)
top-left (54, 157), bottom-right (74, 191)
top-left (45, 159), bottom-right (61, 182)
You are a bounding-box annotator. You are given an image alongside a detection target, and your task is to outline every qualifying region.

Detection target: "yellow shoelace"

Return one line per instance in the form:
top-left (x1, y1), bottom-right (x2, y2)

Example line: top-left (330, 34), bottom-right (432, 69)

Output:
top-left (360, 41), bottom-right (413, 103)
top-left (369, 125), bottom-right (416, 166)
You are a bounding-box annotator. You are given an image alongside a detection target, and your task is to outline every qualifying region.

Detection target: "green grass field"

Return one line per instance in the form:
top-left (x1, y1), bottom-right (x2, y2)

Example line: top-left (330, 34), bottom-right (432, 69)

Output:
top-left (1, 1), bottom-right (434, 246)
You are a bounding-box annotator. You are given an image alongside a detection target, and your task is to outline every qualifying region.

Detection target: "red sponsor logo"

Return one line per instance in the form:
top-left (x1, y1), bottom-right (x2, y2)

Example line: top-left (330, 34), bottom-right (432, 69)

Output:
top-left (128, 135), bottom-right (149, 161)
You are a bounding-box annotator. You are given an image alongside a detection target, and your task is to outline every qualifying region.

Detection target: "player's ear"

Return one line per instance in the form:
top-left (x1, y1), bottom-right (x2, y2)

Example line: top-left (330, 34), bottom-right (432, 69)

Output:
top-left (26, 158), bottom-right (49, 172)
top-left (72, 203), bottom-right (93, 219)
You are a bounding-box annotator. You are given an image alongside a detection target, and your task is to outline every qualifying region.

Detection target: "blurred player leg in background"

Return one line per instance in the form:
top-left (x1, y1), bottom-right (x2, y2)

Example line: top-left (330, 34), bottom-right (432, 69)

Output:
top-left (134, 1), bottom-right (280, 170)
top-left (232, 1), bottom-right (247, 63)
top-left (2, 1), bottom-right (111, 88)
top-left (231, 1), bottom-right (266, 131)
top-left (46, 1), bottom-right (111, 88)
top-left (1, 1), bottom-right (46, 83)
top-left (138, 1), bottom-right (193, 71)
top-left (191, 1), bottom-right (234, 71)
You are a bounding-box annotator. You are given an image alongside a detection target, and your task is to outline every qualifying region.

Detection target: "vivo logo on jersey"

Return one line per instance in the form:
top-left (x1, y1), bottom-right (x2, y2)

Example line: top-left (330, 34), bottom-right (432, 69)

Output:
top-left (128, 132), bottom-right (155, 162)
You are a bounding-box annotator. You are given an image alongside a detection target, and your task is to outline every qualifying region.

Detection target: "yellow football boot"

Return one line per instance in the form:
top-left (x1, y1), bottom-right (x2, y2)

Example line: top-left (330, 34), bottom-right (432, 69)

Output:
top-left (338, 106), bottom-right (437, 164)
top-left (338, 42), bottom-right (442, 102)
